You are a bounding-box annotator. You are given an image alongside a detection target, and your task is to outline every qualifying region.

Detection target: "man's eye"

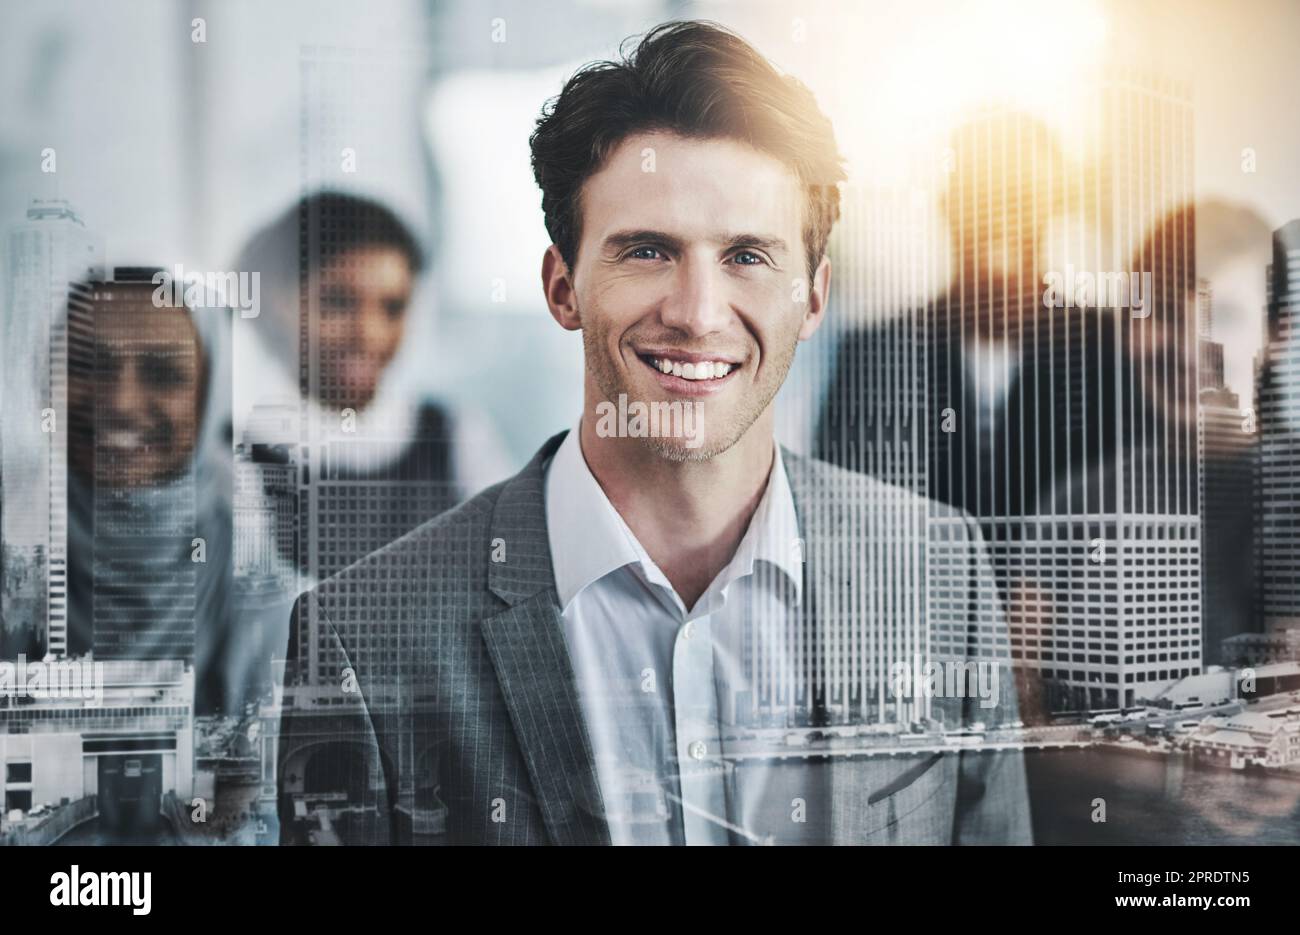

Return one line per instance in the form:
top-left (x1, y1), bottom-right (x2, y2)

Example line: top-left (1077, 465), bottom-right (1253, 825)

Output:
top-left (320, 289), bottom-right (355, 313)
top-left (731, 250), bottom-right (766, 266)
top-left (95, 356), bottom-right (123, 377)
top-left (142, 356), bottom-right (185, 387)
top-left (627, 246), bottom-right (663, 261)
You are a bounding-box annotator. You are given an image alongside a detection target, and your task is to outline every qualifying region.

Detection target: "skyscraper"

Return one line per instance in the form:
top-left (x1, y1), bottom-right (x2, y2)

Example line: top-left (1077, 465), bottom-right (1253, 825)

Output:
top-left (1197, 278), bottom-right (1213, 339)
top-left (1, 199), bottom-right (104, 658)
top-left (1257, 219), bottom-right (1300, 633)
top-left (1199, 380), bottom-right (1256, 664)
top-left (1200, 338), bottom-right (1226, 391)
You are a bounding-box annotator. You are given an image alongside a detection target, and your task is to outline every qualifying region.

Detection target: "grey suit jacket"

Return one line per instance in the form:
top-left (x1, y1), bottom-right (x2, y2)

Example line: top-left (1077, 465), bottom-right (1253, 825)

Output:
top-left (275, 430), bottom-right (1032, 845)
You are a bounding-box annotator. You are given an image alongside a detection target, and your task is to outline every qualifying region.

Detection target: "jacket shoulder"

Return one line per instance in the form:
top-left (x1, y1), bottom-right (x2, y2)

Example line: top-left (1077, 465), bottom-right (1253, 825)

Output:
top-left (312, 477), bottom-right (508, 605)
top-left (782, 451), bottom-right (988, 553)
top-left (782, 449), bottom-right (970, 519)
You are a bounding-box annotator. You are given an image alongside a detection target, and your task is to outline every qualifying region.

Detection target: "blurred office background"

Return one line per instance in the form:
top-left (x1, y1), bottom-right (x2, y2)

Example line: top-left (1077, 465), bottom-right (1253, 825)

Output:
top-left (3, 0), bottom-right (1300, 845)
top-left (2, 0), bottom-right (1294, 463)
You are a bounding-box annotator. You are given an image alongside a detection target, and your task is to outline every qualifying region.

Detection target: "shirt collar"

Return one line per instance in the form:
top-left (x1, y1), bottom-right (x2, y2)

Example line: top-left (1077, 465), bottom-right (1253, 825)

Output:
top-left (722, 441), bottom-right (804, 608)
top-left (543, 421), bottom-right (804, 613)
top-left (544, 422), bottom-right (645, 613)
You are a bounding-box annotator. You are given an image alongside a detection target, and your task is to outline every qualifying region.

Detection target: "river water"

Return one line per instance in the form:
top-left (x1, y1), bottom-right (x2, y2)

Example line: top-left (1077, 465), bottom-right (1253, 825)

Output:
top-left (1026, 747), bottom-right (1300, 844)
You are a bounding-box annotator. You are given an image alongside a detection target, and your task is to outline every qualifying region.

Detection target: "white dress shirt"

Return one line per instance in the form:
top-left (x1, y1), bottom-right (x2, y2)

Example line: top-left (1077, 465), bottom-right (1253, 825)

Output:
top-left (543, 422), bottom-right (804, 845)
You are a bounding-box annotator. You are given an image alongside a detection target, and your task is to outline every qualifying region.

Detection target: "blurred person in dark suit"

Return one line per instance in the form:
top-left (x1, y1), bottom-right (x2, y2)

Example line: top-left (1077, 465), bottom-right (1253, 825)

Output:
top-left (815, 112), bottom-right (1074, 518)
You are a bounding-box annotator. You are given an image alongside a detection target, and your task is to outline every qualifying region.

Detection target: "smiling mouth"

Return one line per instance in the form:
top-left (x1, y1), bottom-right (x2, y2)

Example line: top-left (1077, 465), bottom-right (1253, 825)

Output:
top-left (636, 352), bottom-right (737, 382)
top-left (99, 426), bottom-right (171, 450)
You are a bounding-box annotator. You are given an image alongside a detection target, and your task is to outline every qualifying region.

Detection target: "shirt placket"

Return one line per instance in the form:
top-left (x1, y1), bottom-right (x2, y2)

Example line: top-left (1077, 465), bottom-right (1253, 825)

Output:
top-left (671, 615), bottom-right (730, 845)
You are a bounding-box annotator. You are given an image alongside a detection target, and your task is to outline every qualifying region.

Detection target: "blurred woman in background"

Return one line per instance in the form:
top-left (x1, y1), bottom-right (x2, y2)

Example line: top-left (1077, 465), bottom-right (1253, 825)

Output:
top-left (65, 269), bottom-right (231, 669)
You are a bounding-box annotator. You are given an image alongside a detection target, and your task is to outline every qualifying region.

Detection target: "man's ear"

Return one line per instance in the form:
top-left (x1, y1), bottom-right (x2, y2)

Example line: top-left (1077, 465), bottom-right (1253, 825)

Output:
top-left (542, 244), bottom-right (581, 331)
top-left (797, 254), bottom-right (832, 341)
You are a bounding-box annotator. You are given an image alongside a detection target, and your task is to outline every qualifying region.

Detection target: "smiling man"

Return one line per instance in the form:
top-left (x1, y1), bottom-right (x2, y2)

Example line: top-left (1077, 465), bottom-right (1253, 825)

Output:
top-left (277, 20), bottom-right (1030, 846)
top-left (540, 125), bottom-right (823, 614)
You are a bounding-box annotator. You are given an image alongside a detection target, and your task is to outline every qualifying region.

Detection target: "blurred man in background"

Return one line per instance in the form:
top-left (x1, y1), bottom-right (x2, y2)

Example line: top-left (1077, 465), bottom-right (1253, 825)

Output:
top-left (233, 192), bottom-right (512, 584)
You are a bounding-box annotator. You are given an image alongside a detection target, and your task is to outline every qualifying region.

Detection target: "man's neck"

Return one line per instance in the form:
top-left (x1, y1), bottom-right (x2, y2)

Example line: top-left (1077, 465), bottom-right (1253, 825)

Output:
top-left (577, 405), bottom-right (776, 612)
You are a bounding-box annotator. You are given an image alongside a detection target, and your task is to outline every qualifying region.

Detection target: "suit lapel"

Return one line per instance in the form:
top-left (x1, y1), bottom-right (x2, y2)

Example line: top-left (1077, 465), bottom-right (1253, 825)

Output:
top-left (480, 431), bottom-right (610, 845)
top-left (481, 591), bottom-right (609, 845)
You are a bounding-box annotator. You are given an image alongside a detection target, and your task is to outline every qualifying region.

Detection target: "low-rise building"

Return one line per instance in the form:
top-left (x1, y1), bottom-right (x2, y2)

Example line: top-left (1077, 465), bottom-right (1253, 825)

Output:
top-left (1187, 708), bottom-right (1300, 767)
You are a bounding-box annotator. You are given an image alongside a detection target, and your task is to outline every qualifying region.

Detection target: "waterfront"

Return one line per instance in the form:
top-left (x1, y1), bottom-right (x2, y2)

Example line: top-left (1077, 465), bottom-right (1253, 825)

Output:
top-left (60, 743), bottom-right (1295, 845)
top-left (1026, 747), bottom-right (1300, 844)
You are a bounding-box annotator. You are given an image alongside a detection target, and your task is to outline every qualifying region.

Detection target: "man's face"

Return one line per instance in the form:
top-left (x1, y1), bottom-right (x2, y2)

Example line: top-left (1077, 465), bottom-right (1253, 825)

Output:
top-left (312, 245), bottom-right (414, 411)
top-left (69, 298), bottom-right (202, 489)
top-left (552, 130), bottom-right (828, 461)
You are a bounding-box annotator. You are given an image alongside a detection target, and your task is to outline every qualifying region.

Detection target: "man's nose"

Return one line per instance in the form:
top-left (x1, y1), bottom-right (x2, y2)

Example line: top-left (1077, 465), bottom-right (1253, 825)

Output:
top-left (104, 360), bottom-right (146, 420)
top-left (354, 305), bottom-right (390, 357)
top-left (659, 257), bottom-right (730, 337)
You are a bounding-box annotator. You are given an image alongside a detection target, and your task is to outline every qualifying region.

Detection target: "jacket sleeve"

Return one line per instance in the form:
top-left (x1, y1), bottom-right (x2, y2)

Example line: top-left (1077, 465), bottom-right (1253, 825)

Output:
top-left (952, 513), bottom-right (1033, 845)
top-left (276, 589), bottom-right (401, 845)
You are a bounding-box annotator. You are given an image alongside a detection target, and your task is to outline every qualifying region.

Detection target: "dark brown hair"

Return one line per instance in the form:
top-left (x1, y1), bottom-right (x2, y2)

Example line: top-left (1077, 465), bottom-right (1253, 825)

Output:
top-left (238, 190), bottom-right (426, 289)
top-left (530, 20), bottom-right (846, 279)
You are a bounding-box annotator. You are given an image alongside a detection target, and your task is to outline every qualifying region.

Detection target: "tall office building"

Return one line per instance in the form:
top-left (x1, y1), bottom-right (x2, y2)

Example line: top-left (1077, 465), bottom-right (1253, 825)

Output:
top-left (1197, 278), bottom-right (1213, 339)
top-left (1, 199), bottom-right (104, 658)
top-left (1199, 380), bottom-right (1256, 664)
top-left (948, 74), bottom-right (1200, 711)
top-left (1257, 219), bottom-right (1300, 631)
top-left (227, 411), bottom-right (301, 714)
top-left (260, 45), bottom-right (451, 828)
top-left (1200, 338), bottom-right (1226, 391)
top-left (285, 73), bottom-right (457, 690)
top-left (291, 306), bottom-right (459, 691)
top-left (233, 404), bottom-right (300, 588)
top-left (820, 72), bottom-right (1199, 716)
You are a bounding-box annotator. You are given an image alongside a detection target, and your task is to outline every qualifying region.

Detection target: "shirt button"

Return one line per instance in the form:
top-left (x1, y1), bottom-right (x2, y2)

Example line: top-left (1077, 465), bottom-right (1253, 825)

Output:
top-left (682, 621), bottom-right (696, 640)
top-left (688, 740), bottom-right (707, 760)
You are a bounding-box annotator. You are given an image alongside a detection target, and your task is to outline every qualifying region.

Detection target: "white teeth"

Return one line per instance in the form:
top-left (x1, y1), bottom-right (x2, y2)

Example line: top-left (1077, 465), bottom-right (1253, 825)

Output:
top-left (650, 357), bottom-right (735, 380)
top-left (103, 430), bottom-right (141, 448)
